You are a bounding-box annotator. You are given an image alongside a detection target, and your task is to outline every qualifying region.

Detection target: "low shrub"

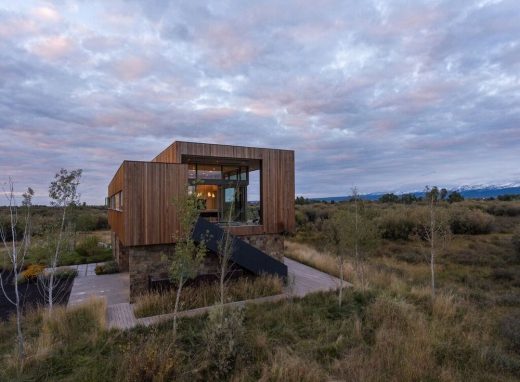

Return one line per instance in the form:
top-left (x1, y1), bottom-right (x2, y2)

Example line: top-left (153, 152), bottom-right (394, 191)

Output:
top-left (486, 204), bottom-right (520, 217)
top-left (94, 261), bottom-right (119, 275)
top-left (19, 264), bottom-right (45, 283)
top-left (378, 213), bottom-right (416, 241)
top-left (134, 275), bottom-right (283, 318)
top-left (203, 305), bottom-right (245, 379)
top-left (75, 236), bottom-right (102, 257)
top-left (54, 267), bottom-right (79, 280)
top-left (450, 209), bottom-right (494, 235)
top-left (512, 229), bottom-right (520, 255)
top-left (498, 313), bottom-right (520, 353)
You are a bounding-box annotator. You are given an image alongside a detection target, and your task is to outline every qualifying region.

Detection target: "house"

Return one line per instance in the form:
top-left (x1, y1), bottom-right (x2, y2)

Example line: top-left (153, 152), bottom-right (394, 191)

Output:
top-left (107, 141), bottom-right (295, 298)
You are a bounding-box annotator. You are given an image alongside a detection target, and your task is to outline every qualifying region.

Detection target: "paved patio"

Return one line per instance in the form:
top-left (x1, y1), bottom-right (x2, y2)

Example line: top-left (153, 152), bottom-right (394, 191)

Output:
top-left (68, 271), bottom-right (129, 307)
top-left (68, 257), bottom-right (345, 330)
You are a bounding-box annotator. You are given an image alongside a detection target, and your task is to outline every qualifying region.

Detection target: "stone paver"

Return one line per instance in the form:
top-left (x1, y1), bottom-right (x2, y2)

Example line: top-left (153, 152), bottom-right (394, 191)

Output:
top-left (68, 272), bottom-right (129, 307)
top-left (108, 303), bottom-right (137, 330)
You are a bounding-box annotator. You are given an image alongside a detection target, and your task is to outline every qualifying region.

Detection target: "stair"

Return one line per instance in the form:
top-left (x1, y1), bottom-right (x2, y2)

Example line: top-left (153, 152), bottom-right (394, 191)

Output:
top-left (192, 217), bottom-right (288, 279)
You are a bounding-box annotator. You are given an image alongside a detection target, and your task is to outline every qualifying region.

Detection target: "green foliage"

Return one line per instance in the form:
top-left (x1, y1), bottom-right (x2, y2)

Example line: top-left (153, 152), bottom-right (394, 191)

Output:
top-left (378, 193), bottom-right (399, 203)
top-left (95, 261), bottom-right (119, 275)
top-left (497, 194), bottom-right (520, 201)
top-left (48, 168), bottom-right (82, 207)
top-left (54, 267), bottom-right (78, 280)
top-left (450, 209), bottom-right (494, 235)
top-left (486, 203), bottom-right (520, 217)
top-left (76, 236), bottom-right (101, 257)
top-left (134, 276), bottom-right (283, 318)
top-left (295, 196), bottom-right (312, 205)
top-left (378, 211), bottom-right (416, 240)
top-left (448, 191), bottom-right (464, 203)
top-left (203, 305), bottom-right (245, 379)
top-left (401, 193), bottom-right (419, 204)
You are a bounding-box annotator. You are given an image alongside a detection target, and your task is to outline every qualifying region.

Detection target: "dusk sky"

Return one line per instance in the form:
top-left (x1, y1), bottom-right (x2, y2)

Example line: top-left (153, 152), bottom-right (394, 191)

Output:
top-left (1, 0), bottom-right (519, 205)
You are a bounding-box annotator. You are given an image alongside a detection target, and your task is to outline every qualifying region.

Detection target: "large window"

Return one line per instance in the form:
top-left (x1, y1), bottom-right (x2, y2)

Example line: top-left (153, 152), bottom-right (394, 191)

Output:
top-left (108, 191), bottom-right (123, 211)
top-left (184, 159), bottom-right (261, 226)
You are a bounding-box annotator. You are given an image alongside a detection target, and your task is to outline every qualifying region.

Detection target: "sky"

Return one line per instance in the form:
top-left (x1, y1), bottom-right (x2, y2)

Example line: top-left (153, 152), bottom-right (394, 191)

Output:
top-left (1, 0), bottom-right (519, 205)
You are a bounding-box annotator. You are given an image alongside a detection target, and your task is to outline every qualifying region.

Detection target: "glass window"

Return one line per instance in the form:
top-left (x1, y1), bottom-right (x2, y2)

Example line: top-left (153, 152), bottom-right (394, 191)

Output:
top-left (197, 164), bottom-right (222, 180)
top-left (239, 166), bottom-right (248, 180)
top-left (223, 166), bottom-right (239, 180)
top-left (188, 164), bottom-right (196, 179)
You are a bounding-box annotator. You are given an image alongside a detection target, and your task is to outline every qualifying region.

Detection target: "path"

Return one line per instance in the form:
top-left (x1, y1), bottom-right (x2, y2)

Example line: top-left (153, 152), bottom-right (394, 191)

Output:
top-left (68, 257), bottom-right (344, 330)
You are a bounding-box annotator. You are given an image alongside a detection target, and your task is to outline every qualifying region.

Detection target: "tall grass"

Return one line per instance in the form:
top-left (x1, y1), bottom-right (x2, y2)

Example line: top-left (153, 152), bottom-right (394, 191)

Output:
top-left (284, 240), bottom-right (353, 280)
top-left (134, 275), bottom-right (283, 318)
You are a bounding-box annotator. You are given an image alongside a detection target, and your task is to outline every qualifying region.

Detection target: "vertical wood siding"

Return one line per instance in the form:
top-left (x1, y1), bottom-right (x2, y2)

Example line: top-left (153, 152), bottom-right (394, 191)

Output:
top-left (123, 161), bottom-right (188, 246)
top-left (152, 141), bottom-right (295, 235)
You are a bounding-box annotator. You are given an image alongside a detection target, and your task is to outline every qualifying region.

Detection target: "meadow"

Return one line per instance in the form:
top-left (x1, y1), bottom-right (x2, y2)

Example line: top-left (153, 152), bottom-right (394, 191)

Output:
top-left (0, 199), bottom-right (519, 381)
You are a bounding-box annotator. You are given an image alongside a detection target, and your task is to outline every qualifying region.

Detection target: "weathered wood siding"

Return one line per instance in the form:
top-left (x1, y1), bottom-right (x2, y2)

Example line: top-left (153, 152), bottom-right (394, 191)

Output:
top-left (152, 141), bottom-right (295, 235)
top-left (108, 163), bottom-right (125, 244)
top-left (123, 161), bottom-right (188, 246)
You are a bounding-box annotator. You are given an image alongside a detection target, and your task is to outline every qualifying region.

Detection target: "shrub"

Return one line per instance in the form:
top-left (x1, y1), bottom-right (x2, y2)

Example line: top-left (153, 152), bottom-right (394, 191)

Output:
top-left (450, 209), bottom-right (494, 235)
top-left (378, 212), bottom-right (416, 240)
top-left (95, 261), bottom-right (119, 275)
top-left (75, 236), bottom-right (102, 257)
top-left (19, 264), bottom-right (45, 283)
top-left (486, 204), bottom-right (520, 217)
top-left (134, 275), bottom-right (283, 318)
top-left (54, 267), bottom-right (79, 280)
top-left (498, 313), bottom-right (520, 353)
top-left (203, 305), bottom-right (244, 378)
top-left (512, 229), bottom-right (520, 255)
top-left (75, 213), bottom-right (98, 231)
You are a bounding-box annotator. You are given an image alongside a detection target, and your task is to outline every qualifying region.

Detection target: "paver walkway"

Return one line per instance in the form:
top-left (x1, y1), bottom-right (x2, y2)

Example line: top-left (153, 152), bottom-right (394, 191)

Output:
top-left (68, 257), bottom-right (345, 330)
top-left (68, 271), bottom-right (129, 306)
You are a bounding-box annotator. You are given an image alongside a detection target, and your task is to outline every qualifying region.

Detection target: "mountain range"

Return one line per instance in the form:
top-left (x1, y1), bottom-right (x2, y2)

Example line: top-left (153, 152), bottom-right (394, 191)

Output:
top-left (312, 183), bottom-right (520, 202)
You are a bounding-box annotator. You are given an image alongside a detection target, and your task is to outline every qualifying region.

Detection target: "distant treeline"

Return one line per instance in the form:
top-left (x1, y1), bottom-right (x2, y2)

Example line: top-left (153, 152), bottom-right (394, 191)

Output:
top-left (296, 192), bottom-right (520, 205)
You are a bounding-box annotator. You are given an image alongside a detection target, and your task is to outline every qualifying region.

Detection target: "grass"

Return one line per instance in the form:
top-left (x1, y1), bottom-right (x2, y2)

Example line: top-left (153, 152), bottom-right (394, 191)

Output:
top-left (1, 285), bottom-right (519, 380)
top-left (134, 275), bottom-right (284, 318)
top-left (1, 201), bottom-right (519, 380)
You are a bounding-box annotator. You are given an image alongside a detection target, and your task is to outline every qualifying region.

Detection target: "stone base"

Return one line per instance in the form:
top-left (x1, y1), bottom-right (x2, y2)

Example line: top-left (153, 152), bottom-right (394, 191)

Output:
top-left (128, 244), bottom-right (174, 301)
top-left (112, 232), bottom-right (129, 272)
top-left (240, 234), bottom-right (284, 261)
top-left (124, 233), bottom-right (285, 301)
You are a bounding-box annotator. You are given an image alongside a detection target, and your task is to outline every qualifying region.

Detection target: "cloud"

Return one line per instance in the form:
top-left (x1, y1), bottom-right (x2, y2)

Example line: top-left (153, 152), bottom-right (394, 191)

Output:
top-left (0, 0), bottom-right (519, 204)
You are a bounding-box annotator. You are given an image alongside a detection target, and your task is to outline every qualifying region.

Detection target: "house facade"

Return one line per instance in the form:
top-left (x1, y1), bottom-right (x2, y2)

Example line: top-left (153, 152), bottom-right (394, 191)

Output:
top-left (107, 141), bottom-right (295, 299)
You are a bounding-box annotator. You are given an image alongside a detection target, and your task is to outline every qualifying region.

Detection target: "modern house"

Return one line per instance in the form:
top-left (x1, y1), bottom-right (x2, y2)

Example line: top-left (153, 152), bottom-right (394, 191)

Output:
top-left (107, 141), bottom-right (295, 298)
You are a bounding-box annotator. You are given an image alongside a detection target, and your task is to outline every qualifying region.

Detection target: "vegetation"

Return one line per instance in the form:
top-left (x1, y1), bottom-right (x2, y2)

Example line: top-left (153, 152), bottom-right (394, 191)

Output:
top-left (0, 192), bottom-right (519, 380)
top-left (134, 275), bottom-right (283, 318)
top-left (94, 261), bottom-right (119, 275)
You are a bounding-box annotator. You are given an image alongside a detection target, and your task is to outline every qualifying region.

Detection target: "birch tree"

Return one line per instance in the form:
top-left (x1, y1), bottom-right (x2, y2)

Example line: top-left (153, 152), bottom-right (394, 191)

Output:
top-left (419, 186), bottom-right (451, 300)
top-left (0, 179), bottom-right (33, 362)
top-left (40, 168), bottom-right (82, 313)
top-left (168, 186), bottom-right (206, 335)
top-left (216, 184), bottom-right (240, 307)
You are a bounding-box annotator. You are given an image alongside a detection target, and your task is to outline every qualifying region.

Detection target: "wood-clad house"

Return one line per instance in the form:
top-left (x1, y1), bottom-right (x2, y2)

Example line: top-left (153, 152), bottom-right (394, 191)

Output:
top-left (107, 141), bottom-right (295, 298)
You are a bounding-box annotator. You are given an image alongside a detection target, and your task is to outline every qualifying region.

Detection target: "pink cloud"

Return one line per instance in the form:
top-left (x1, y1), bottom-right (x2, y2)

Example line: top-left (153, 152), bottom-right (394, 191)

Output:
top-left (111, 56), bottom-right (151, 81)
top-left (28, 35), bottom-right (74, 61)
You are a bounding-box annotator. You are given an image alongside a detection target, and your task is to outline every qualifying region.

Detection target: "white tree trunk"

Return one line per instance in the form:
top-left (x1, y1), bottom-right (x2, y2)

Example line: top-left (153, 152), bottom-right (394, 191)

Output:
top-left (173, 275), bottom-right (184, 335)
top-left (48, 206), bottom-right (67, 313)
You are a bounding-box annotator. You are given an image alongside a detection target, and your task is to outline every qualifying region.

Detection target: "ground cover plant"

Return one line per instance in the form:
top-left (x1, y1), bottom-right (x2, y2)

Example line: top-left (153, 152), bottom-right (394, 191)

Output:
top-left (134, 275), bottom-right (283, 318)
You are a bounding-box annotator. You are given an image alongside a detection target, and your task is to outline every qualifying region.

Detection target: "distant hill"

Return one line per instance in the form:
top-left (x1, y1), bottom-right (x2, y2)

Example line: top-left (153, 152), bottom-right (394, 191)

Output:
top-left (311, 184), bottom-right (520, 202)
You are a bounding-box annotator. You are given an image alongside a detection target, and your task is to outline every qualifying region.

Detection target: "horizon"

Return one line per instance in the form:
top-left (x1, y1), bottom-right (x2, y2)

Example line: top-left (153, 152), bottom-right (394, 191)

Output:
top-left (1, 1), bottom-right (519, 205)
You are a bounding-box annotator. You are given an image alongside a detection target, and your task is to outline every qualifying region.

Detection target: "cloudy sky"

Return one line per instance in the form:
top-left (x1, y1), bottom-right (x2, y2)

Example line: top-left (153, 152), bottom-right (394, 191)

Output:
top-left (1, 0), bottom-right (519, 204)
